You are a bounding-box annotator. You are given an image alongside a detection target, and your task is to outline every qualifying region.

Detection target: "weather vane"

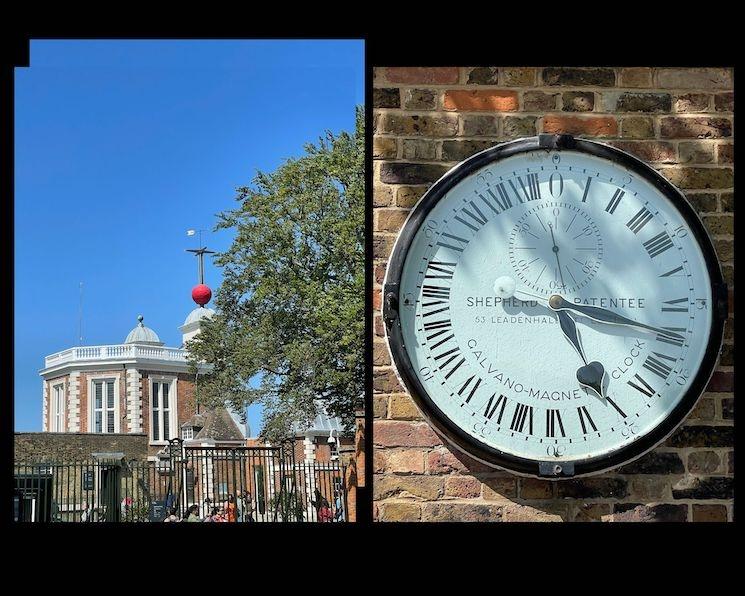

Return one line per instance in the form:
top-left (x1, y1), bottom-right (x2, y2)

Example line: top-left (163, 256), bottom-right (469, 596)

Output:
top-left (186, 229), bottom-right (216, 307)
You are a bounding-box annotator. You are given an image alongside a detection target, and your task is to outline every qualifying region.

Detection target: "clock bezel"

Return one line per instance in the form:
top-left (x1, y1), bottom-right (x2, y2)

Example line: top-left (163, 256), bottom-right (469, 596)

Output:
top-left (382, 134), bottom-right (727, 478)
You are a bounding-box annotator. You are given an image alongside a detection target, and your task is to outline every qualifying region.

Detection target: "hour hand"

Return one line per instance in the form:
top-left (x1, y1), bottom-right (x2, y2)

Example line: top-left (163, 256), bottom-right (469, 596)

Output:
top-left (557, 311), bottom-right (607, 399)
top-left (549, 294), bottom-right (685, 340)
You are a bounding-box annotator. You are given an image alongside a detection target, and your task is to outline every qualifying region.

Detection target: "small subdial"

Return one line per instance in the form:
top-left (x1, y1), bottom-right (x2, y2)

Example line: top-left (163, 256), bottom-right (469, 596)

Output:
top-left (508, 202), bottom-right (603, 295)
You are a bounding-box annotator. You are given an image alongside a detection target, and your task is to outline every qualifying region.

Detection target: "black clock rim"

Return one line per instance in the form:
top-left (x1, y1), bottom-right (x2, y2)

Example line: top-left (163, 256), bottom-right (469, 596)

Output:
top-left (382, 134), bottom-right (727, 478)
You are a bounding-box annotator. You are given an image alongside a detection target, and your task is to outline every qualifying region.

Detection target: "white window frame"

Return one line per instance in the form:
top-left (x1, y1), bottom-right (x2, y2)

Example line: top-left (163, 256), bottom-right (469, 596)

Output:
top-left (149, 375), bottom-right (178, 445)
top-left (51, 382), bottom-right (66, 432)
top-left (182, 426), bottom-right (193, 440)
top-left (88, 375), bottom-right (121, 434)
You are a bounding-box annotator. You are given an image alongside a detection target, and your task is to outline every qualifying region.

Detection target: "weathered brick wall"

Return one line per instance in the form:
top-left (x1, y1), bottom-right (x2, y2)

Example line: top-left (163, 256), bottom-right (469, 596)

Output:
top-left (373, 67), bottom-right (733, 522)
top-left (15, 432), bottom-right (149, 463)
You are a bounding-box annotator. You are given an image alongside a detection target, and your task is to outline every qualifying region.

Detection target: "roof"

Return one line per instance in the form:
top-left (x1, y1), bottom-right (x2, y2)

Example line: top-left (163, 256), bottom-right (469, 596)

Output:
top-left (194, 407), bottom-right (245, 442)
top-left (181, 413), bottom-right (206, 429)
top-left (292, 402), bottom-right (344, 437)
top-left (183, 306), bottom-right (215, 327)
top-left (124, 315), bottom-right (163, 346)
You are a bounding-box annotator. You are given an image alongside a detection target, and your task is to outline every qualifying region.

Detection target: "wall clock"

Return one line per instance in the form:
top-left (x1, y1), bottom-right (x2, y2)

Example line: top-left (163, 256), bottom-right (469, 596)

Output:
top-left (382, 134), bottom-right (728, 478)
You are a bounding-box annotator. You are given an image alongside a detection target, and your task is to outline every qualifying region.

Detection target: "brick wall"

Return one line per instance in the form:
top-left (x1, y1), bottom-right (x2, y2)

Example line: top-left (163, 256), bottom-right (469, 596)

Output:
top-left (373, 66), bottom-right (733, 522)
top-left (15, 432), bottom-right (149, 463)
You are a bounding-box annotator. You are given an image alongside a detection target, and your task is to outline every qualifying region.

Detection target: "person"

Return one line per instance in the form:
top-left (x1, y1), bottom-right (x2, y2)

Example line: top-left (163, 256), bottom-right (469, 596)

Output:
top-left (241, 490), bottom-right (254, 522)
top-left (318, 497), bottom-right (333, 523)
top-left (224, 494), bottom-right (237, 523)
top-left (203, 506), bottom-right (219, 522)
top-left (213, 506), bottom-right (228, 522)
top-left (81, 501), bottom-right (90, 523)
top-left (163, 507), bottom-right (180, 522)
top-left (186, 504), bottom-right (201, 522)
top-left (311, 488), bottom-right (323, 520)
top-left (334, 491), bottom-right (344, 522)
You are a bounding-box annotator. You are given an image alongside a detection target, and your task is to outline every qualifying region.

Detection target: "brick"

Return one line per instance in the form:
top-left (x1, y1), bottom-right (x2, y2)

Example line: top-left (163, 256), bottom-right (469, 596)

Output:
top-left (380, 162), bottom-right (449, 185)
top-left (562, 91), bottom-right (594, 112)
top-left (628, 476), bottom-right (670, 501)
top-left (372, 393), bottom-right (387, 419)
top-left (402, 88), bottom-right (437, 110)
top-left (719, 192), bottom-right (733, 212)
top-left (374, 313), bottom-right (384, 337)
top-left (542, 67), bottom-right (615, 87)
top-left (378, 113), bottom-right (458, 137)
top-left (702, 215), bottom-right (733, 235)
top-left (523, 91), bottom-right (558, 111)
top-left (421, 502), bottom-right (502, 522)
top-left (721, 265), bottom-right (734, 285)
top-left (444, 89), bottom-right (519, 112)
top-left (619, 67), bottom-right (652, 88)
top-left (480, 475), bottom-right (518, 500)
top-left (714, 238), bottom-right (733, 262)
top-left (373, 88), bottom-right (400, 109)
top-left (374, 475), bottom-right (444, 500)
top-left (373, 367), bottom-right (403, 393)
top-left (620, 116), bottom-right (654, 139)
top-left (714, 92), bottom-right (734, 112)
top-left (374, 421), bottom-right (441, 448)
top-left (688, 451), bottom-right (721, 474)
top-left (461, 114), bottom-right (498, 136)
top-left (500, 67), bottom-right (536, 86)
top-left (377, 448), bottom-right (426, 474)
top-left (573, 503), bottom-right (611, 522)
top-left (396, 186), bottom-right (428, 208)
top-left (466, 67), bottom-right (499, 85)
top-left (721, 397), bottom-right (733, 420)
top-left (717, 143), bottom-right (733, 165)
top-left (692, 504), bottom-right (727, 522)
top-left (675, 93), bottom-right (711, 113)
top-left (388, 394), bottom-right (421, 420)
top-left (707, 371), bottom-right (734, 392)
top-left (659, 116), bottom-right (732, 138)
top-left (659, 167), bottom-right (733, 189)
top-left (615, 92), bottom-right (672, 112)
top-left (610, 503), bottom-right (687, 522)
top-left (502, 504), bottom-right (563, 522)
top-left (385, 67), bottom-right (459, 85)
top-left (373, 184), bottom-right (394, 207)
top-left (519, 478), bottom-right (554, 499)
top-left (672, 476), bottom-right (733, 499)
top-left (685, 192), bottom-right (718, 214)
top-left (445, 475), bottom-right (482, 498)
top-left (667, 425), bottom-right (733, 448)
top-left (617, 451), bottom-right (684, 474)
top-left (688, 397), bottom-right (716, 421)
top-left (610, 140), bottom-right (675, 163)
top-left (542, 115), bottom-right (618, 137)
top-left (557, 477), bottom-right (627, 499)
top-left (441, 139), bottom-right (493, 161)
top-left (374, 263), bottom-right (386, 285)
top-left (657, 68), bottom-right (733, 89)
top-left (373, 137), bottom-right (397, 159)
top-left (678, 141), bottom-right (714, 164)
top-left (401, 139), bottom-right (437, 160)
top-left (502, 116), bottom-right (537, 138)
top-left (379, 501), bottom-right (421, 522)
top-left (427, 448), bottom-right (492, 474)
top-left (727, 451), bottom-right (734, 475)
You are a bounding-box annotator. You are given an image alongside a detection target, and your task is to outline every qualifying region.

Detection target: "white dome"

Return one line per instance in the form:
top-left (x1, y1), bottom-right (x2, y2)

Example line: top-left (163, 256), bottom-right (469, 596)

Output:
top-left (124, 315), bottom-right (163, 345)
top-left (183, 306), bottom-right (216, 326)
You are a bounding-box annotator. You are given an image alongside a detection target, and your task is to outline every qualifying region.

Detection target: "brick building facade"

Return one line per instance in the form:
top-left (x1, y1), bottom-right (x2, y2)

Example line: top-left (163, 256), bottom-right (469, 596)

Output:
top-left (373, 66), bottom-right (733, 522)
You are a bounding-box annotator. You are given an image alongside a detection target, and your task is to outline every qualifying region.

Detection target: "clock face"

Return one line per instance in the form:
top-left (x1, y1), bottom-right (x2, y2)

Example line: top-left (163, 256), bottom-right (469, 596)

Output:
top-left (383, 136), bottom-right (726, 477)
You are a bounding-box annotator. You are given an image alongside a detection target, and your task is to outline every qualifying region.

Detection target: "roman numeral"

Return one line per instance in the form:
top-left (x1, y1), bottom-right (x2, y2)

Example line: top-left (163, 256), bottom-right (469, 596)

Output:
top-left (433, 346), bottom-right (465, 379)
top-left (643, 232), bottom-right (674, 258)
top-left (605, 396), bottom-right (627, 418)
top-left (509, 403), bottom-right (533, 434)
top-left (436, 232), bottom-right (469, 253)
top-left (581, 177), bottom-right (593, 202)
top-left (425, 261), bottom-right (456, 279)
top-left (512, 173), bottom-right (542, 202)
top-left (577, 406), bottom-right (597, 434)
top-left (429, 333), bottom-right (455, 350)
top-left (454, 201), bottom-right (488, 231)
top-left (643, 352), bottom-right (676, 379)
top-left (662, 298), bottom-right (689, 313)
top-left (484, 393), bottom-right (508, 423)
top-left (422, 285), bottom-right (450, 299)
top-left (626, 207), bottom-right (654, 234)
top-left (545, 409), bottom-right (565, 438)
top-left (458, 375), bottom-right (482, 404)
top-left (657, 327), bottom-right (686, 347)
top-left (627, 373), bottom-right (656, 398)
top-left (423, 318), bottom-right (451, 341)
top-left (659, 265), bottom-right (684, 278)
top-left (478, 184), bottom-right (513, 215)
top-left (605, 188), bottom-right (624, 214)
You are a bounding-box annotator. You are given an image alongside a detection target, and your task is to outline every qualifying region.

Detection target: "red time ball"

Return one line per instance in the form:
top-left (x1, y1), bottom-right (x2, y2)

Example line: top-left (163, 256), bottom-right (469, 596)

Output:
top-left (191, 284), bottom-right (212, 306)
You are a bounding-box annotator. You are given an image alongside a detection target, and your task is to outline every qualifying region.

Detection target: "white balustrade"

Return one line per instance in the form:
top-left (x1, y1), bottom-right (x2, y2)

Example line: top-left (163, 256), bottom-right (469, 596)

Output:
top-left (44, 343), bottom-right (189, 368)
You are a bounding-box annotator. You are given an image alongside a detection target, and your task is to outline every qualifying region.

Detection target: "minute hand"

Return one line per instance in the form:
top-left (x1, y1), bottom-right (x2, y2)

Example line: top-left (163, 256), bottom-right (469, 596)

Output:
top-left (548, 295), bottom-right (685, 340)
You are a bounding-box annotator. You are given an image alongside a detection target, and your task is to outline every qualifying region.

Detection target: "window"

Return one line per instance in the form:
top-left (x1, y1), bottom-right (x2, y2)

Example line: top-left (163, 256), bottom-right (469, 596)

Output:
top-left (52, 384), bottom-right (65, 432)
top-left (182, 426), bottom-right (193, 440)
top-left (151, 380), bottom-right (175, 442)
top-left (92, 379), bottom-right (116, 433)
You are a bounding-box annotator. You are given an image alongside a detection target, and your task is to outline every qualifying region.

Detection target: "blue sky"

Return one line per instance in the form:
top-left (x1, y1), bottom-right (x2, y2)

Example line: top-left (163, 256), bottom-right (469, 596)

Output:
top-left (14, 39), bottom-right (364, 433)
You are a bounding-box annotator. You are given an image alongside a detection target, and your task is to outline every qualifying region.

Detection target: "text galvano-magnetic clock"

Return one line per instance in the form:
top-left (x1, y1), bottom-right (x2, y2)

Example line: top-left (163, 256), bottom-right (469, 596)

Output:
top-left (382, 134), bottom-right (727, 478)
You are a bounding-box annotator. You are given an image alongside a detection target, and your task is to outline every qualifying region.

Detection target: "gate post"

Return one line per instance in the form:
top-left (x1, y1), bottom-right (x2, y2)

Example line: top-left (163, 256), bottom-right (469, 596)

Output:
top-left (168, 438), bottom-right (184, 515)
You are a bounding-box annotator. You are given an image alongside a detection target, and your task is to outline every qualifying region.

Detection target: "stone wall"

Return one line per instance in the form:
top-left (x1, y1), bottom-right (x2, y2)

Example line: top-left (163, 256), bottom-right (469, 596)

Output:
top-left (373, 66), bottom-right (734, 522)
top-left (14, 432), bottom-right (149, 463)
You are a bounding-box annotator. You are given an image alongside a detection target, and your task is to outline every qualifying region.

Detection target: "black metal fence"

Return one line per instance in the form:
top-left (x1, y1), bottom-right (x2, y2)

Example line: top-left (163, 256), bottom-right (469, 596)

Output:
top-left (14, 439), bottom-right (348, 523)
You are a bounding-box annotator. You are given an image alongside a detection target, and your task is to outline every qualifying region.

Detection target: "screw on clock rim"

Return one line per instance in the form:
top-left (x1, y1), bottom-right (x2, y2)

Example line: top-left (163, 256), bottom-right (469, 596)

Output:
top-left (381, 133), bottom-right (727, 479)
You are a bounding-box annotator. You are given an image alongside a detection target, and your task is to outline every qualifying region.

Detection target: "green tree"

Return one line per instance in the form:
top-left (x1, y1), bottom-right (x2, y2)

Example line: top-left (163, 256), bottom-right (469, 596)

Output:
top-left (187, 107), bottom-right (364, 442)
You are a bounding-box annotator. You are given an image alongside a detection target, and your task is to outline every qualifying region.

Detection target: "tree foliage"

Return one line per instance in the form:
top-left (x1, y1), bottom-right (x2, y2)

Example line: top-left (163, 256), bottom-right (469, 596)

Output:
top-left (187, 107), bottom-right (364, 442)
